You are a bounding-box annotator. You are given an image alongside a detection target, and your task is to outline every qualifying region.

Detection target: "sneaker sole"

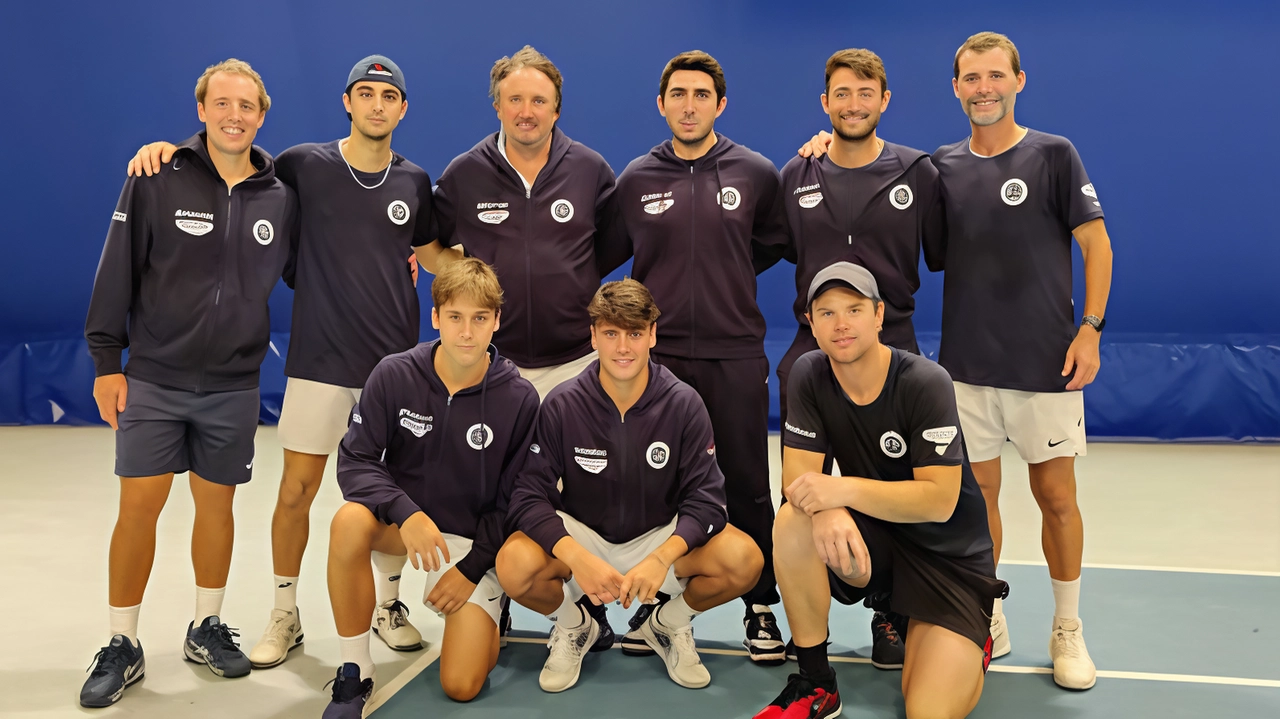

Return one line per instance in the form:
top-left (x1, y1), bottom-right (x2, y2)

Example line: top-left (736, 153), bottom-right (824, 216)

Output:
top-left (638, 621), bottom-right (710, 689)
top-left (620, 635), bottom-right (655, 656)
top-left (539, 621), bottom-right (599, 693)
top-left (373, 627), bottom-right (423, 652)
top-left (80, 668), bottom-right (145, 708)
top-left (871, 660), bottom-right (905, 670)
top-left (249, 634), bottom-right (304, 669)
top-left (183, 643), bottom-right (250, 678)
top-left (1053, 674), bottom-right (1097, 691)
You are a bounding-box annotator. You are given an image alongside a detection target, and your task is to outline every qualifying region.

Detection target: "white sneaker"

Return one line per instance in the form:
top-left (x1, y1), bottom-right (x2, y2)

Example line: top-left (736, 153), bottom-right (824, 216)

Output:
top-left (989, 610), bottom-right (1011, 659)
top-left (372, 600), bottom-right (423, 652)
top-left (638, 609), bottom-right (711, 689)
top-left (248, 608), bottom-right (303, 668)
top-left (1049, 617), bottom-right (1097, 690)
top-left (539, 615), bottom-right (599, 693)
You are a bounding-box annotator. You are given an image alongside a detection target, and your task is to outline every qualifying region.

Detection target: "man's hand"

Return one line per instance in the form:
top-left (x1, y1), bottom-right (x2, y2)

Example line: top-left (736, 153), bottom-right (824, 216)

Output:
top-left (785, 471), bottom-right (850, 515)
top-left (93, 373), bottom-right (128, 430)
top-left (425, 567), bottom-right (477, 616)
top-left (408, 254), bottom-right (419, 287)
top-left (797, 130), bottom-right (834, 159)
top-left (563, 547), bottom-right (626, 606)
top-left (127, 141), bottom-right (178, 177)
top-left (1063, 328), bottom-right (1102, 390)
top-left (811, 508), bottom-right (869, 579)
top-left (618, 555), bottom-right (669, 610)
top-left (399, 512), bottom-right (450, 572)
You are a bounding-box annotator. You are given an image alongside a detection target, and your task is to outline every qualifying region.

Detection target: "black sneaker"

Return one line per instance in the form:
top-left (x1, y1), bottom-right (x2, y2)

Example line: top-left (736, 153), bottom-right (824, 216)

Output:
top-left (322, 663), bottom-right (373, 719)
top-left (499, 595), bottom-right (512, 648)
top-left (784, 638), bottom-right (798, 662)
top-left (576, 595), bottom-right (615, 652)
top-left (80, 635), bottom-right (145, 707)
top-left (183, 616), bottom-right (251, 678)
top-left (619, 592), bottom-right (669, 656)
top-left (752, 673), bottom-right (841, 719)
top-left (744, 604), bottom-right (786, 664)
top-left (870, 610), bottom-right (907, 670)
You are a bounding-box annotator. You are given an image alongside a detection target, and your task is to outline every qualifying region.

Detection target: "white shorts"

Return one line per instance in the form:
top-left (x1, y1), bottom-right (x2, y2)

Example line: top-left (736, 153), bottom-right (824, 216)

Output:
top-left (277, 378), bottom-right (363, 455)
top-left (518, 351), bottom-right (598, 401)
top-left (420, 533), bottom-right (505, 626)
top-left (558, 512), bottom-right (687, 598)
top-left (953, 381), bottom-right (1087, 464)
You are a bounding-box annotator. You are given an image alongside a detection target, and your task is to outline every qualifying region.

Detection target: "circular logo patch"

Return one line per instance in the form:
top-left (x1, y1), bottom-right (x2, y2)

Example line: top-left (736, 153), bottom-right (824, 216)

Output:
top-left (889, 184), bottom-right (913, 210)
top-left (388, 200), bottom-right (410, 225)
top-left (252, 219), bottom-right (274, 245)
top-left (466, 423), bottom-right (494, 450)
top-left (880, 431), bottom-right (906, 458)
top-left (551, 199), bottom-right (574, 223)
top-left (717, 187), bottom-right (741, 211)
top-left (1000, 179), bottom-right (1028, 206)
top-left (646, 441), bottom-right (670, 469)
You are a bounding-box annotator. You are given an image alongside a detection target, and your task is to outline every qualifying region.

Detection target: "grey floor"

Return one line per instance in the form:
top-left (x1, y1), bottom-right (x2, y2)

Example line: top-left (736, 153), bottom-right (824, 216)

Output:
top-left (1, 426), bottom-right (1278, 717)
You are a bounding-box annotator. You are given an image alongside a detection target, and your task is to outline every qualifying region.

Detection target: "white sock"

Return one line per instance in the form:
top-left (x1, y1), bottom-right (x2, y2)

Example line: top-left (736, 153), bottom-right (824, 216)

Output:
top-left (993, 596), bottom-right (1004, 616)
top-left (195, 586), bottom-right (225, 626)
top-left (1051, 577), bottom-right (1081, 621)
top-left (371, 552), bottom-right (407, 606)
top-left (338, 630), bottom-right (375, 681)
top-left (109, 604), bottom-right (141, 643)
top-left (656, 592), bottom-right (700, 629)
top-left (274, 575), bottom-right (299, 612)
top-left (552, 581), bottom-right (586, 630)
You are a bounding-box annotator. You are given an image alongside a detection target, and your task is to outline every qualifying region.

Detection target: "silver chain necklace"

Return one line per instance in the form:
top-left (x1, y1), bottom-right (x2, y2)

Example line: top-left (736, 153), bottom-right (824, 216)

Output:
top-left (339, 139), bottom-right (392, 189)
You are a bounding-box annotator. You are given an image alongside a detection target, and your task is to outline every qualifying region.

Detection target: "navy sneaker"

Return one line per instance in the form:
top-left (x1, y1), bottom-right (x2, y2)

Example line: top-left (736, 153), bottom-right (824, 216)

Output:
top-left (183, 616), bottom-right (251, 678)
top-left (871, 611), bottom-right (907, 670)
top-left (80, 635), bottom-right (145, 707)
top-left (322, 663), bottom-right (372, 719)
top-left (744, 605), bottom-right (786, 665)
top-left (577, 595), bottom-right (615, 652)
top-left (620, 592), bottom-right (669, 656)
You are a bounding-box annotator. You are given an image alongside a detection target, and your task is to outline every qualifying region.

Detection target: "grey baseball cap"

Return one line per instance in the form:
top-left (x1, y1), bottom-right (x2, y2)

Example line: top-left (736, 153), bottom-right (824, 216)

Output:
top-left (806, 261), bottom-right (881, 308)
top-left (346, 55), bottom-right (407, 98)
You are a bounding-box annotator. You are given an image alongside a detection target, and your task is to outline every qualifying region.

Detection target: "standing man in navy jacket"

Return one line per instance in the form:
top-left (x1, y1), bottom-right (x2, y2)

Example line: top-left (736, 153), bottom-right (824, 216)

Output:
top-left (323, 259), bottom-right (539, 717)
top-left (80, 59), bottom-right (298, 708)
top-left (609, 51), bottom-right (789, 663)
top-left (498, 280), bottom-right (763, 693)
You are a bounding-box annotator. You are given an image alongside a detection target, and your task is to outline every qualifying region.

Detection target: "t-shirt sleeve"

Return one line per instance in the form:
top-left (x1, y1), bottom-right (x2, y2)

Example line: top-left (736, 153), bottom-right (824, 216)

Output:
top-left (917, 159), bottom-right (946, 273)
top-left (1057, 140), bottom-right (1105, 231)
top-left (903, 362), bottom-right (964, 468)
top-left (432, 166), bottom-right (459, 247)
top-left (273, 146), bottom-right (304, 190)
top-left (411, 172), bottom-right (434, 248)
top-left (782, 354), bottom-right (829, 453)
top-left (750, 162), bottom-right (791, 275)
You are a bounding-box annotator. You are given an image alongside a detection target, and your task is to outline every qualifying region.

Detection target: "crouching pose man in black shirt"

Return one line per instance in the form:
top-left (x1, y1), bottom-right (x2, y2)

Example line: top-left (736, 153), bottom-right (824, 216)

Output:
top-left (498, 279), bottom-right (763, 693)
top-left (756, 262), bottom-right (1006, 719)
top-left (323, 258), bottom-right (539, 716)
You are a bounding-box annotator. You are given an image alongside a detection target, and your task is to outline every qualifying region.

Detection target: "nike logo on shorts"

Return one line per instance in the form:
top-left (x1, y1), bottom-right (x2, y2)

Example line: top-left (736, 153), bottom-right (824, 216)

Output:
top-left (1048, 439), bottom-right (1068, 448)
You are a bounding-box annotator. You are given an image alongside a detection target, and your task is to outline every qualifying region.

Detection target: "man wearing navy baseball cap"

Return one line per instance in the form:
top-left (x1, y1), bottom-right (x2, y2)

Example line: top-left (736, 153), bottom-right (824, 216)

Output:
top-left (126, 53), bottom-right (445, 674)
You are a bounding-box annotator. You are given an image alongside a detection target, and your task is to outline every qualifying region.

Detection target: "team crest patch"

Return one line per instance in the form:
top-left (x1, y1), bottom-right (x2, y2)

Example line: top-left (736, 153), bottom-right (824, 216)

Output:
top-left (551, 199), bottom-right (574, 223)
top-left (466, 423), bottom-right (494, 450)
top-left (1001, 179), bottom-right (1028, 206)
top-left (647, 441), bottom-right (670, 469)
top-left (717, 187), bottom-right (741, 211)
top-left (530, 443), bottom-right (540, 454)
top-left (880, 431), bottom-right (906, 458)
top-left (253, 219), bottom-right (274, 245)
top-left (922, 426), bottom-right (958, 455)
top-left (574, 456), bottom-right (608, 474)
top-left (798, 192), bottom-right (823, 209)
top-left (388, 200), bottom-right (410, 225)
top-left (889, 184), bottom-right (913, 210)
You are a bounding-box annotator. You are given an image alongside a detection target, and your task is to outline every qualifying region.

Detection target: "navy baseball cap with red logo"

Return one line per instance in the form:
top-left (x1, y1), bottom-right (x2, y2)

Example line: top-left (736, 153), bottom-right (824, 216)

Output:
top-left (346, 55), bottom-right (406, 99)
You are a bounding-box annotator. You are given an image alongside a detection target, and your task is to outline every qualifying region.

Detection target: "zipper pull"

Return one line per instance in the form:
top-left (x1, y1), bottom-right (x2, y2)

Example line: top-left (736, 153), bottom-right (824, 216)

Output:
top-left (215, 282), bottom-right (222, 305)
top-left (848, 234), bottom-right (852, 245)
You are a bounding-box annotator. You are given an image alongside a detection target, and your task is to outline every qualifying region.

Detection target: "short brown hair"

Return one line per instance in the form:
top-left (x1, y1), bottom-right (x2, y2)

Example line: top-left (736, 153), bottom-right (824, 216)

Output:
top-left (490, 45), bottom-right (563, 113)
top-left (825, 48), bottom-right (888, 95)
top-left (953, 32), bottom-right (1021, 79)
top-left (195, 58), bottom-right (271, 113)
top-left (588, 279), bottom-right (661, 331)
top-left (431, 257), bottom-right (504, 312)
top-left (659, 50), bottom-right (726, 102)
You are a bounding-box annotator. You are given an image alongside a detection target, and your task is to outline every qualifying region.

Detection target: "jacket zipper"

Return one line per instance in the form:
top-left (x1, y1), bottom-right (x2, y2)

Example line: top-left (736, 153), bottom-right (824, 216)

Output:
top-left (432, 394), bottom-right (454, 465)
top-left (688, 165), bottom-right (697, 358)
top-left (524, 184), bottom-right (533, 362)
top-left (197, 186), bottom-right (234, 392)
top-left (618, 412), bottom-right (628, 529)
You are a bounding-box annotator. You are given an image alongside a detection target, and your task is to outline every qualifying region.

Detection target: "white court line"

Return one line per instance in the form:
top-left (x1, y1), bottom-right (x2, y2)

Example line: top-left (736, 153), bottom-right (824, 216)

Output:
top-left (365, 642), bottom-right (442, 716)
top-left (999, 559), bottom-right (1280, 578)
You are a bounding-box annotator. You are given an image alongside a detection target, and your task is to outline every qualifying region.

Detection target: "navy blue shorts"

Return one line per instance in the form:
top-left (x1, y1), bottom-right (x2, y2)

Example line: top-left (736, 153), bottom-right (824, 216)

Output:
top-left (114, 378), bottom-right (259, 486)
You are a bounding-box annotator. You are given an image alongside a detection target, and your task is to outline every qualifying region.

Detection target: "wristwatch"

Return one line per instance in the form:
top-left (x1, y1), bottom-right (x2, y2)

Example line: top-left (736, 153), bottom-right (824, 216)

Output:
top-left (1081, 315), bottom-right (1106, 332)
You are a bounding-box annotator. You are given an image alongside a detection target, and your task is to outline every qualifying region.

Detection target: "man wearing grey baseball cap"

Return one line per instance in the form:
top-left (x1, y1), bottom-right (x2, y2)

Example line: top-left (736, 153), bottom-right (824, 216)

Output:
top-left (757, 261), bottom-right (1005, 719)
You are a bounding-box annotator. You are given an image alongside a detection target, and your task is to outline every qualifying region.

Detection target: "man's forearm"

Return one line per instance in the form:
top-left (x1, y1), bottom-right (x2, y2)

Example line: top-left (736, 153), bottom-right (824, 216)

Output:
top-left (413, 241), bottom-right (464, 274)
top-left (648, 536), bottom-right (689, 567)
top-left (836, 475), bottom-right (954, 524)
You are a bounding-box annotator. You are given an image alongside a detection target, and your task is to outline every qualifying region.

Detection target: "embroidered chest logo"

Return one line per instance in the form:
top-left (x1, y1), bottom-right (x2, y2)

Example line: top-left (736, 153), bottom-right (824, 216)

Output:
top-left (889, 184), bottom-right (913, 210)
top-left (467, 423), bottom-right (494, 450)
top-left (174, 209), bottom-right (214, 236)
top-left (647, 441), bottom-right (670, 469)
top-left (574, 447), bottom-right (607, 474)
top-left (798, 192), bottom-right (823, 209)
top-left (642, 192), bottom-right (674, 215)
top-left (253, 219), bottom-right (274, 245)
top-left (551, 199), bottom-right (574, 223)
top-left (880, 431), bottom-right (906, 458)
top-left (398, 408), bottom-right (433, 437)
top-left (388, 200), bottom-right (410, 225)
top-left (921, 426), bottom-right (958, 456)
top-left (1001, 179), bottom-right (1028, 206)
top-left (717, 187), bottom-right (741, 211)
top-left (477, 202), bottom-right (509, 224)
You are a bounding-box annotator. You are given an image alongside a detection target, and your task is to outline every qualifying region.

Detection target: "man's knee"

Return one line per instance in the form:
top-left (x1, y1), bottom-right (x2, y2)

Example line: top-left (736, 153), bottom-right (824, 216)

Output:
top-left (440, 666), bottom-right (487, 702)
top-left (495, 532), bottom-right (549, 596)
top-left (773, 503), bottom-right (815, 561)
top-left (329, 503), bottom-right (379, 549)
top-left (1030, 467), bottom-right (1079, 519)
top-left (713, 529), bottom-right (764, 590)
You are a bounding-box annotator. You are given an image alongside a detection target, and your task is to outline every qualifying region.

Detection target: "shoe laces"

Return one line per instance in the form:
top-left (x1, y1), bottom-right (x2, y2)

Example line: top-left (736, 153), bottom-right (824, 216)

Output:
top-left (86, 642), bottom-right (133, 677)
top-left (198, 621), bottom-right (242, 653)
top-left (662, 621), bottom-right (701, 665)
top-left (874, 618), bottom-right (902, 645)
top-left (382, 600), bottom-right (410, 630)
top-left (546, 621), bottom-right (590, 669)
top-left (324, 668), bottom-right (372, 703)
top-left (1053, 623), bottom-right (1086, 659)
top-left (769, 673), bottom-right (826, 709)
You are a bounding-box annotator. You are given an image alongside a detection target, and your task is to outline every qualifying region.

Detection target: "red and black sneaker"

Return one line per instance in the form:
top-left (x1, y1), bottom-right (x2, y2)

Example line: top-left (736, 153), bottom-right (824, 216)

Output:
top-left (753, 673), bottom-right (842, 719)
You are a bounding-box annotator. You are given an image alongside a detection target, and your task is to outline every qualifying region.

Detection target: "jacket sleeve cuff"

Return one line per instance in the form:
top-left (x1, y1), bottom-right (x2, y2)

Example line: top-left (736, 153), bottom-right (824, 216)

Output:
top-left (90, 350), bottom-right (123, 377)
top-left (386, 496), bottom-right (423, 528)
top-left (674, 515), bottom-right (712, 553)
top-left (454, 552), bottom-right (490, 585)
top-left (529, 518), bottom-right (571, 558)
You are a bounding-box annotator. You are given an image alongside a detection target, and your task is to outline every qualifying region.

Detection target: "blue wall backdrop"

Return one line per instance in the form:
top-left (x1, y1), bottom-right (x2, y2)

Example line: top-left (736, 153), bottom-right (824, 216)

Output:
top-left (2, 1), bottom-right (1278, 440)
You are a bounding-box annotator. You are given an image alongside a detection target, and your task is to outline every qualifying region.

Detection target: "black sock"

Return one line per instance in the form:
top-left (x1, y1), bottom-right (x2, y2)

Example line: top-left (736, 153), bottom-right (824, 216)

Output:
top-left (794, 640), bottom-right (835, 687)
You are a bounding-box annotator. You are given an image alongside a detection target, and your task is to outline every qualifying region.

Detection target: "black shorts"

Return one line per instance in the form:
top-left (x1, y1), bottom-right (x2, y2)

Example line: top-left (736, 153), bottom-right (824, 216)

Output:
top-left (115, 378), bottom-right (260, 486)
top-left (829, 511), bottom-right (1008, 659)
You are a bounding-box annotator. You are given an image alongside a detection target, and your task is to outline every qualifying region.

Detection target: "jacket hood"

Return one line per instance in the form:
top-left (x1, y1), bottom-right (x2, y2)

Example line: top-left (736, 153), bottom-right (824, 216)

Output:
top-left (416, 340), bottom-right (522, 397)
top-left (175, 132), bottom-right (277, 188)
top-left (584, 359), bottom-right (682, 416)
top-left (477, 126), bottom-right (573, 187)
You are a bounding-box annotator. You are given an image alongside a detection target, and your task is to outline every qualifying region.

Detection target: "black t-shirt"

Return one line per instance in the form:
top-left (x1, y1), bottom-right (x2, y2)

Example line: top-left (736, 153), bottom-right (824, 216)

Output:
top-left (277, 141), bottom-right (434, 388)
top-left (932, 129), bottom-right (1105, 392)
top-left (783, 348), bottom-right (991, 557)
